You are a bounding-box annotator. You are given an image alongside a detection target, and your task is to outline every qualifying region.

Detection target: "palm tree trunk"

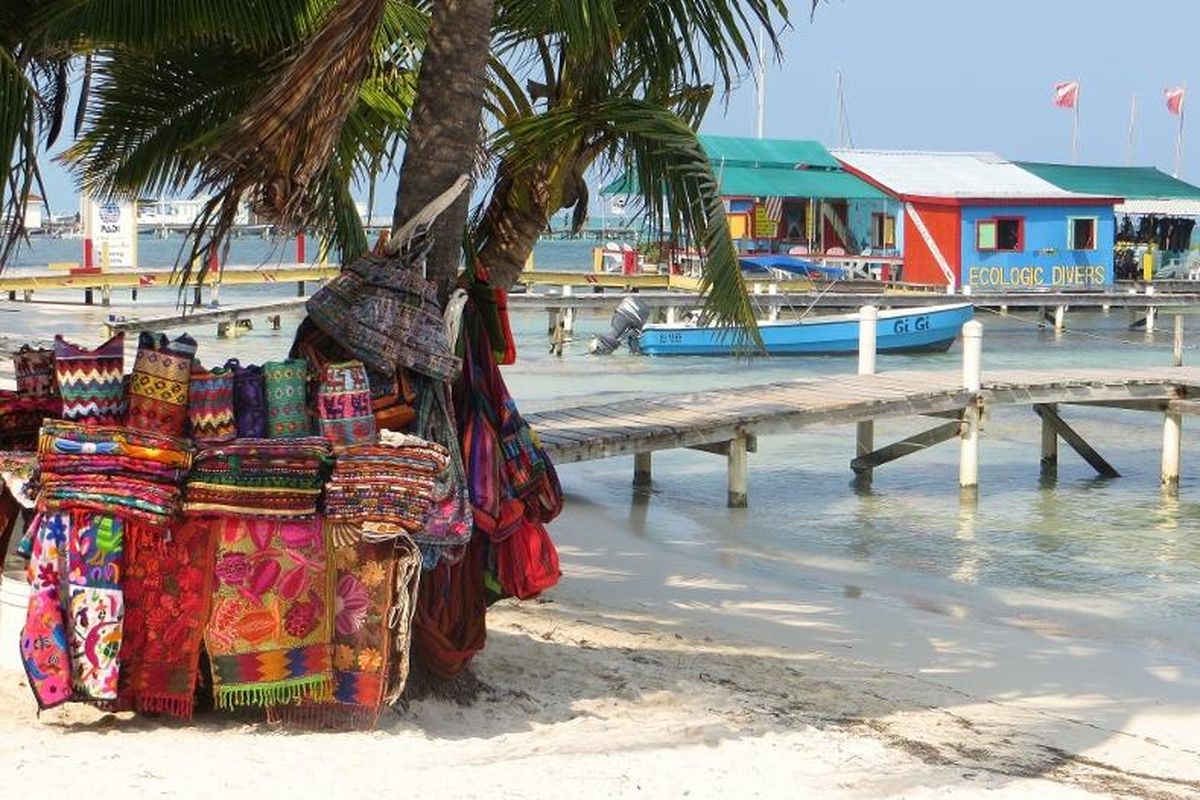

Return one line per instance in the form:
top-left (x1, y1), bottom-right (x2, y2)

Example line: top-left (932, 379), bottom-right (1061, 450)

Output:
top-left (392, 0), bottom-right (494, 301)
top-left (474, 173), bottom-right (554, 289)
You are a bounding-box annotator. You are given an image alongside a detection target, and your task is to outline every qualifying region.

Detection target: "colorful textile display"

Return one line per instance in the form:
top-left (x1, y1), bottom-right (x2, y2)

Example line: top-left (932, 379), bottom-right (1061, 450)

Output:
top-left (188, 364), bottom-right (236, 443)
top-left (317, 360), bottom-right (376, 447)
top-left (54, 333), bottom-right (125, 425)
top-left (185, 438), bottom-right (330, 518)
top-left (271, 530), bottom-right (420, 730)
top-left (323, 432), bottom-right (449, 539)
top-left (125, 331), bottom-right (196, 436)
top-left (305, 252), bottom-right (461, 381)
top-left (37, 421), bottom-right (192, 526)
top-left (14, 345), bottom-right (60, 403)
top-left (0, 391), bottom-right (59, 449)
top-left (228, 360), bottom-right (267, 439)
top-left (264, 358), bottom-right (312, 438)
top-left (117, 514), bottom-right (216, 718)
top-left (203, 516), bottom-right (333, 708)
top-left (21, 511), bottom-right (127, 707)
top-left (412, 375), bottom-right (473, 564)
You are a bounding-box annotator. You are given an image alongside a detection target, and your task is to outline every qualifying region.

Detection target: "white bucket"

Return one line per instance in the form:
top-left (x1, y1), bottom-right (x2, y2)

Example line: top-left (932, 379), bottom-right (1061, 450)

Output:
top-left (0, 570), bottom-right (30, 671)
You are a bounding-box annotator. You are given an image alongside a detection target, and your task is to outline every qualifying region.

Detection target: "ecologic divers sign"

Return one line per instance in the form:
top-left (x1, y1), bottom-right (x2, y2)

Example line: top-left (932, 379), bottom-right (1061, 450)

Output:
top-left (965, 264), bottom-right (1108, 289)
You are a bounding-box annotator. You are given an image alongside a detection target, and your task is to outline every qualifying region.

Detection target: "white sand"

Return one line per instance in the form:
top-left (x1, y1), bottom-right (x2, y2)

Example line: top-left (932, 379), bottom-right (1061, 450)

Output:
top-left (2, 495), bottom-right (1199, 798)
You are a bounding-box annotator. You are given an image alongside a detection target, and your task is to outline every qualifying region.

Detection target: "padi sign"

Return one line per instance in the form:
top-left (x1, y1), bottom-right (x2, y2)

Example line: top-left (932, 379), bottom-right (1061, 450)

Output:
top-left (83, 195), bottom-right (137, 269)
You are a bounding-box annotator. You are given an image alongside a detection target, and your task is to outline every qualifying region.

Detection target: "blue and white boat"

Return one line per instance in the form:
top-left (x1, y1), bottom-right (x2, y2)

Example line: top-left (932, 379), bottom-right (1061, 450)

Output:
top-left (629, 303), bottom-right (975, 357)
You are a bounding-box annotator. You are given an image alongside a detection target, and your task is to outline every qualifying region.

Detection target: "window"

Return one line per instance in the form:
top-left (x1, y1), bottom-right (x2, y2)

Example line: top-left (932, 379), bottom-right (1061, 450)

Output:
top-left (976, 217), bottom-right (1023, 252)
top-left (870, 213), bottom-right (896, 248)
top-left (1068, 217), bottom-right (1097, 250)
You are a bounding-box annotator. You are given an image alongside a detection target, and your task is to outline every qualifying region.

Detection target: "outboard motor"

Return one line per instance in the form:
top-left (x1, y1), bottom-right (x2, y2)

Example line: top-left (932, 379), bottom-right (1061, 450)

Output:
top-left (589, 296), bottom-right (651, 355)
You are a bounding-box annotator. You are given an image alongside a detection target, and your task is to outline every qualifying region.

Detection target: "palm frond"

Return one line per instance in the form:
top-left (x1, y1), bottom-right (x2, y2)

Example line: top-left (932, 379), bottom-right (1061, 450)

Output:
top-left (495, 99), bottom-right (762, 350)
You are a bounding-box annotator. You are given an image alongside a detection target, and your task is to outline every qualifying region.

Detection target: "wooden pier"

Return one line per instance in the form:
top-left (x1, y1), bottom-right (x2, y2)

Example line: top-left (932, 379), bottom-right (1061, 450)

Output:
top-left (527, 320), bottom-right (1200, 506)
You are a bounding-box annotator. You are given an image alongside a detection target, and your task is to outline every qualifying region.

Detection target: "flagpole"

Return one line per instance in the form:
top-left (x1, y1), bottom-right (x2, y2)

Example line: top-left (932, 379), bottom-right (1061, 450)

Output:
top-left (1071, 79), bottom-right (1080, 164)
top-left (1126, 94), bottom-right (1137, 166)
top-left (755, 25), bottom-right (766, 139)
top-left (1175, 86), bottom-right (1186, 178)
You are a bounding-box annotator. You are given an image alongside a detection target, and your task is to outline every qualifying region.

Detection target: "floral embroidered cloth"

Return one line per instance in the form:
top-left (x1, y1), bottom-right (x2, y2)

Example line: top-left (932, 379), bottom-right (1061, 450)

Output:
top-left (21, 511), bottom-right (127, 708)
top-left (117, 514), bottom-right (217, 718)
top-left (203, 516), bottom-right (334, 708)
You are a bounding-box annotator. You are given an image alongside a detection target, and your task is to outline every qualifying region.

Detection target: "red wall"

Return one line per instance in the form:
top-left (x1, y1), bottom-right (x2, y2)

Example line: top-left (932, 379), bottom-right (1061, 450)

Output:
top-left (902, 203), bottom-right (960, 285)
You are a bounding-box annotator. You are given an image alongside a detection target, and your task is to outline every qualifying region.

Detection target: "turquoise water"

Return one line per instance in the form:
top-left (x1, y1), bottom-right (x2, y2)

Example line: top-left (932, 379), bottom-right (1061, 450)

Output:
top-left (3, 236), bottom-right (1198, 658)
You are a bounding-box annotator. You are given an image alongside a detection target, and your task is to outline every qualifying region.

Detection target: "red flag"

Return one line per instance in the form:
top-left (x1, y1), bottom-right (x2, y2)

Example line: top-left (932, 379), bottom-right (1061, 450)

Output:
top-left (1053, 81), bottom-right (1080, 109)
top-left (1166, 86), bottom-right (1186, 116)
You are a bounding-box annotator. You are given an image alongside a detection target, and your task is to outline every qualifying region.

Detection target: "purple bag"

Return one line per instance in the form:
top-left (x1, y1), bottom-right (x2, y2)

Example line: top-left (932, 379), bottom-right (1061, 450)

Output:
top-left (227, 359), bottom-right (267, 439)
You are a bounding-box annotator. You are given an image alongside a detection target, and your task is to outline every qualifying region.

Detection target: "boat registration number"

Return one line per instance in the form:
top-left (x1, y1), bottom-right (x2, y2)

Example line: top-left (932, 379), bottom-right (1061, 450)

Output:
top-left (660, 332), bottom-right (685, 343)
top-left (892, 315), bottom-right (931, 334)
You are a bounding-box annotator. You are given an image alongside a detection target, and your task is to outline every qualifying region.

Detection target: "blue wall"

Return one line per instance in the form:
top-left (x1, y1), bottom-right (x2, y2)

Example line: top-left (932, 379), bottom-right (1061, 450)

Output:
top-left (959, 204), bottom-right (1114, 289)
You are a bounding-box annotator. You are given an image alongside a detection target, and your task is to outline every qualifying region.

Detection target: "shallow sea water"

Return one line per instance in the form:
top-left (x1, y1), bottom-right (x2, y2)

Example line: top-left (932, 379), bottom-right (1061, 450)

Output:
top-left (4, 237), bottom-right (1198, 657)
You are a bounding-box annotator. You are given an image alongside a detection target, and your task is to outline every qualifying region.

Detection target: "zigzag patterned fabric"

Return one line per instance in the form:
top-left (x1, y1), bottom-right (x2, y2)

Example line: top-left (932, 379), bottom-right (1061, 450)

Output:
top-left (54, 333), bottom-right (125, 425)
top-left (188, 364), bottom-right (236, 443)
top-left (125, 332), bottom-right (197, 436)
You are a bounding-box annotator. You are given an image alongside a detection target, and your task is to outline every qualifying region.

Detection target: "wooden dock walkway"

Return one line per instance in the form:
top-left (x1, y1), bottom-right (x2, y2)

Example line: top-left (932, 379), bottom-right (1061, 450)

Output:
top-left (527, 364), bottom-right (1200, 506)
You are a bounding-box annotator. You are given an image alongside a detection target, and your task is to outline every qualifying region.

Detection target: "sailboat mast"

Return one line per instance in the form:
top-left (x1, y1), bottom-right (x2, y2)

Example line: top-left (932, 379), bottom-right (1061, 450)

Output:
top-left (755, 25), bottom-right (766, 138)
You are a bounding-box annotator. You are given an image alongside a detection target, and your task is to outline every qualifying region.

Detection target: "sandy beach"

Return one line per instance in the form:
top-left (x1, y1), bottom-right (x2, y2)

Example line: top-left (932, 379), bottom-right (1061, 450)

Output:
top-left (3, 485), bottom-right (1198, 800)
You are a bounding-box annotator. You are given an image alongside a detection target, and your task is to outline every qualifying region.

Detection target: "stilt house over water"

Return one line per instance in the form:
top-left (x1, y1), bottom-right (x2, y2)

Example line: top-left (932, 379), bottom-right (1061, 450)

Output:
top-left (833, 150), bottom-right (1121, 291)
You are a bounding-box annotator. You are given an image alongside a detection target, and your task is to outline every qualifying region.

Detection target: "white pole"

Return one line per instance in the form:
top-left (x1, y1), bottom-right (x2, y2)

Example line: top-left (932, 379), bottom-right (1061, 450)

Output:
top-left (755, 26), bottom-right (766, 139)
top-left (856, 306), bottom-right (878, 486)
top-left (1072, 80), bottom-right (1080, 164)
top-left (1126, 94), bottom-right (1137, 166)
top-left (1175, 89), bottom-right (1186, 178)
top-left (959, 321), bottom-right (983, 489)
top-left (1162, 407), bottom-right (1182, 491)
top-left (1174, 314), bottom-right (1185, 367)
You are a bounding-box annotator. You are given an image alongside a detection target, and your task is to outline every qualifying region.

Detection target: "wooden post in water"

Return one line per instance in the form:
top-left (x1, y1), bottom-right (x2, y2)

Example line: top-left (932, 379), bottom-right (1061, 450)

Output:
top-left (562, 285), bottom-right (575, 333)
top-left (959, 321), bottom-right (983, 490)
top-left (1040, 403), bottom-right (1058, 478)
top-left (728, 434), bottom-right (748, 508)
top-left (1173, 315), bottom-right (1184, 367)
top-left (633, 452), bottom-right (652, 488)
top-left (1053, 305), bottom-right (1066, 332)
top-left (855, 306), bottom-right (878, 487)
top-left (1162, 406), bottom-right (1182, 492)
top-left (1145, 285), bottom-right (1157, 333)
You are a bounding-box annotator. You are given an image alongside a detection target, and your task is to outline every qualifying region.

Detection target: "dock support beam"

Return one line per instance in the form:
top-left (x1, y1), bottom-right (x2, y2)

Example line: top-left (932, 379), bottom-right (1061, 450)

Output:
top-left (1054, 305), bottom-right (1066, 332)
top-left (728, 434), bottom-right (748, 508)
top-left (959, 321), bottom-right (983, 490)
top-left (855, 306), bottom-right (878, 487)
top-left (1162, 408), bottom-right (1182, 492)
top-left (1033, 404), bottom-right (1120, 478)
top-left (1174, 315), bottom-right (1184, 367)
top-left (852, 420), bottom-right (962, 474)
top-left (633, 452), bottom-right (652, 488)
top-left (1040, 404), bottom-right (1059, 477)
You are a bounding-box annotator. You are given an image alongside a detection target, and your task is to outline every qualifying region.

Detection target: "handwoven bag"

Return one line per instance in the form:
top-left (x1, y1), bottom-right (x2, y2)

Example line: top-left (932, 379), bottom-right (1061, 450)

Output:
top-left (125, 331), bottom-right (197, 436)
top-left (14, 346), bottom-right (59, 402)
top-left (228, 359), bottom-right (267, 439)
top-left (316, 360), bottom-right (376, 447)
top-left (54, 333), bottom-right (125, 425)
top-left (188, 364), bottom-right (236, 443)
top-left (305, 255), bottom-right (460, 381)
top-left (264, 358), bottom-right (312, 438)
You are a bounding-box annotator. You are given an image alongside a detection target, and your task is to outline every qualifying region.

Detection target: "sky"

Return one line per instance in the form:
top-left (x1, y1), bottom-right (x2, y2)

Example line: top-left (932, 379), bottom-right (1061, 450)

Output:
top-left (34, 0), bottom-right (1200, 217)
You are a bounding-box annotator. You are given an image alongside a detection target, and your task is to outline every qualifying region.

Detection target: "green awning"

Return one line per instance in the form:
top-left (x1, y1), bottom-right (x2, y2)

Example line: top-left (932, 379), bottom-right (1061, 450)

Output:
top-left (699, 134), bottom-right (841, 169)
top-left (715, 165), bottom-right (885, 199)
top-left (1016, 162), bottom-right (1200, 199)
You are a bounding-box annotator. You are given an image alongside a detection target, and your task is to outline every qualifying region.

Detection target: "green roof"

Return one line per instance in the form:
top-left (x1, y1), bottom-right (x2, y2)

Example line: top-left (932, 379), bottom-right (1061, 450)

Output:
top-left (699, 134), bottom-right (841, 169)
top-left (1017, 162), bottom-right (1200, 199)
top-left (715, 164), bottom-right (885, 199)
top-left (601, 135), bottom-right (886, 200)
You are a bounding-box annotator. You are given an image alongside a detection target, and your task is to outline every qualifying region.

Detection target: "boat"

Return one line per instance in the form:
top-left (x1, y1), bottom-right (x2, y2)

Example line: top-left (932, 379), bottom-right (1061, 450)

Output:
top-left (628, 302), bottom-right (975, 356)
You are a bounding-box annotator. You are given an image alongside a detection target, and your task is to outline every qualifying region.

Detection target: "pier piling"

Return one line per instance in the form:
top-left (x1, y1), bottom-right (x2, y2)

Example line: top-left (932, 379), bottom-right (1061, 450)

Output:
top-left (727, 434), bottom-right (749, 508)
top-left (959, 321), bottom-right (983, 489)
top-left (1174, 315), bottom-right (1184, 367)
top-left (855, 306), bottom-right (878, 487)
top-left (633, 452), bottom-right (652, 488)
top-left (1040, 404), bottom-right (1059, 477)
top-left (1162, 408), bottom-right (1183, 492)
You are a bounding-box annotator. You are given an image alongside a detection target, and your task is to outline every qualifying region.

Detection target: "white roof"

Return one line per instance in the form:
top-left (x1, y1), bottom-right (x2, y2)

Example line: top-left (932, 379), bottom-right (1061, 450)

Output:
top-left (1116, 198), bottom-right (1200, 217)
top-left (832, 149), bottom-right (1110, 201)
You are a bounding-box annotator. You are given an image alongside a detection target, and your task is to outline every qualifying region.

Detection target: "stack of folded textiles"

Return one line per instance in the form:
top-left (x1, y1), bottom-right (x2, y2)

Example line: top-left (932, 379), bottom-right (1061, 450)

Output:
top-left (323, 431), bottom-right (449, 539)
top-left (184, 437), bottom-right (331, 517)
top-left (36, 420), bottom-right (192, 525)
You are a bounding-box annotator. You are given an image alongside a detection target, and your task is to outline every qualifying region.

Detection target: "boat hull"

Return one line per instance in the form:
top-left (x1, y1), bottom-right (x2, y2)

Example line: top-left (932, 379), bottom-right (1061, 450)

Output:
top-left (632, 303), bottom-right (975, 356)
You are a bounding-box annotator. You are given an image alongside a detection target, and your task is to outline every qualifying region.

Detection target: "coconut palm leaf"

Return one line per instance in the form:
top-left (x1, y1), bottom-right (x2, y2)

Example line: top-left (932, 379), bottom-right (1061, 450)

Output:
top-left (495, 98), bottom-right (761, 350)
